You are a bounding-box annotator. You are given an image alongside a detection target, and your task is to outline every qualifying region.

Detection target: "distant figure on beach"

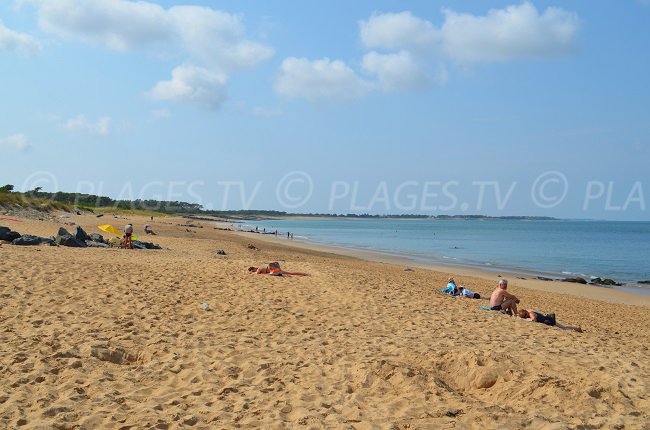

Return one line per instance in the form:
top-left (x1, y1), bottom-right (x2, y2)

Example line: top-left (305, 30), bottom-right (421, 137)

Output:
top-left (290, 233), bottom-right (294, 240)
top-left (287, 231), bottom-right (290, 239)
top-left (458, 286), bottom-right (484, 299)
top-left (144, 224), bottom-right (156, 235)
top-left (123, 223), bottom-right (134, 249)
top-left (248, 262), bottom-right (309, 276)
top-left (489, 279), bottom-right (519, 315)
top-left (518, 309), bottom-right (583, 332)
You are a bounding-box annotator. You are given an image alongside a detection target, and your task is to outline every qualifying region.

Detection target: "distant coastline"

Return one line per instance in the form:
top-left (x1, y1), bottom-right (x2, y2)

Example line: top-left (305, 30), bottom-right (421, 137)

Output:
top-left (1, 187), bottom-right (559, 221)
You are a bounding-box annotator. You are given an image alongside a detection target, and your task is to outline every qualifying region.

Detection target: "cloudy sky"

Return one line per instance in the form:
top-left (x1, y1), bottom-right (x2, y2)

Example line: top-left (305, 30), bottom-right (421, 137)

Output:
top-left (1, 1), bottom-right (648, 220)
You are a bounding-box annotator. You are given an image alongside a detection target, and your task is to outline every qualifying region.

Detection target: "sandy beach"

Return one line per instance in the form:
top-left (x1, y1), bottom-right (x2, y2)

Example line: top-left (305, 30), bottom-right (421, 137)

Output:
top-left (1, 213), bottom-right (649, 429)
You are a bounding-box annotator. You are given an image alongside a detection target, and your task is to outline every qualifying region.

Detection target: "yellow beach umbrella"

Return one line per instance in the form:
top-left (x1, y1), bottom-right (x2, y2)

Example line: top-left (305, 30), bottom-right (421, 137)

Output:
top-left (98, 224), bottom-right (139, 241)
top-left (98, 224), bottom-right (122, 236)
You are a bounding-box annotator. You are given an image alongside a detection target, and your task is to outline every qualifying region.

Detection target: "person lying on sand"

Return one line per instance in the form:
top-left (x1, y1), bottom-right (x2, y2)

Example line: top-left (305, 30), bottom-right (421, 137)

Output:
top-left (247, 262), bottom-right (309, 276)
top-left (458, 286), bottom-right (486, 300)
top-left (489, 278), bottom-right (519, 315)
top-left (517, 309), bottom-right (583, 333)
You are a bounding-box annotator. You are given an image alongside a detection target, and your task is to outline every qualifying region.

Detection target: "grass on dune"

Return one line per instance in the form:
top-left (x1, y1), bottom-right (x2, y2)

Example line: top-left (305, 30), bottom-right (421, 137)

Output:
top-left (0, 192), bottom-right (71, 212)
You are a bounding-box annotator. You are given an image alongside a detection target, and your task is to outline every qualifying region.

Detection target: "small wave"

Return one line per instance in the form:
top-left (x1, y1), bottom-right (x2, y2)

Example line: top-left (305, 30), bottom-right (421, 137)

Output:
top-left (561, 271), bottom-right (588, 277)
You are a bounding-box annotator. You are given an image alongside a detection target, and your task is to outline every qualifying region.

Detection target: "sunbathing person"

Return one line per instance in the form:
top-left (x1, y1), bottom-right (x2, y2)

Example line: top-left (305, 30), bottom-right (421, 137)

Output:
top-left (458, 286), bottom-right (486, 299)
top-left (517, 309), bottom-right (583, 333)
top-left (248, 262), bottom-right (309, 276)
top-left (489, 278), bottom-right (519, 315)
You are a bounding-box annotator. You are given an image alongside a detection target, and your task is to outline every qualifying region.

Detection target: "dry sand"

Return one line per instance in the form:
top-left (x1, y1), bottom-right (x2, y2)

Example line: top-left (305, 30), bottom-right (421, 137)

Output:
top-left (1, 213), bottom-right (649, 429)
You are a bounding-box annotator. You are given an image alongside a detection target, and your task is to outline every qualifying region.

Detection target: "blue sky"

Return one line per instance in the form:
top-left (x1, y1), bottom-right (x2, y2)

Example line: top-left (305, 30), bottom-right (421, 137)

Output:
top-left (1, 0), bottom-right (649, 220)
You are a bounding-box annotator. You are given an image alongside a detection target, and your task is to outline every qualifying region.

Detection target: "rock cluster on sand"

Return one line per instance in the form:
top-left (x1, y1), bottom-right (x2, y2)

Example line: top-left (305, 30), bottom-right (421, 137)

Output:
top-left (562, 277), bottom-right (588, 284)
top-left (13, 235), bottom-right (55, 246)
top-left (1, 225), bottom-right (160, 249)
top-left (55, 227), bottom-right (87, 247)
top-left (561, 276), bottom-right (624, 287)
top-left (589, 277), bottom-right (623, 287)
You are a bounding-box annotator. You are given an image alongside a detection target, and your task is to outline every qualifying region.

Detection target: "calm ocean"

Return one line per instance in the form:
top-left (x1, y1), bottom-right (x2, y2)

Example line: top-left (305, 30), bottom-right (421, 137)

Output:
top-left (242, 219), bottom-right (650, 292)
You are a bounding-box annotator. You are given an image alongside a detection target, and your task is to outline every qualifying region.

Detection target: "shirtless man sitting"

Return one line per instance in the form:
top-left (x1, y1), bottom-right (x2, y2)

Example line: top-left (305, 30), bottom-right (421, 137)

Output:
top-left (489, 278), bottom-right (519, 315)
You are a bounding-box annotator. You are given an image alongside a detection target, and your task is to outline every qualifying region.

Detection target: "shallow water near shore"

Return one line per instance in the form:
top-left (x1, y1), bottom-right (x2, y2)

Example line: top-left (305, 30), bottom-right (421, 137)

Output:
top-left (244, 219), bottom-right (650, 291)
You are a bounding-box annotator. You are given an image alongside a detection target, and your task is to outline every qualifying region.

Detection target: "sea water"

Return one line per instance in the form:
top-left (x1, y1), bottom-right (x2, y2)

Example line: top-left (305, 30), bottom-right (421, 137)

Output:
top-left (242, 219), bottom-right (650, 291)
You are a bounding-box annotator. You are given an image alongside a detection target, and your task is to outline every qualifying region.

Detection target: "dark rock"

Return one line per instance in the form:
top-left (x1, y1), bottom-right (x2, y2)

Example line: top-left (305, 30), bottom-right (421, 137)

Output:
top-left (55, 227), bottom-right (87, 247)
top-left (590, 277), bottom-right (623, 287)
top-left (562, 277), bottom-right (587, 284)
top-left (132, 241), bottom-right (162, 250)
top-left (74, 226), bottom-right (90, 242)
top-left (215, 249), bottom-right (226, 255)
top-left (60, 236), bottom-right (87, 247)
top-left (12, 235), bottom-right (55, 246)
top-left (88, 233), bottom-right (105, 243)
top-left (85, 240), bottom-right (109, 248)
top-left (56, 227), bottom-right (71, 238)
top-left (536, 276), bottom-right (553, 281)
top-left (601, 278), bottom-right (618, 286)
top-left (0, 226), bottom-right (21, 242)
top-left (639, 280), bottom-right (650, 285)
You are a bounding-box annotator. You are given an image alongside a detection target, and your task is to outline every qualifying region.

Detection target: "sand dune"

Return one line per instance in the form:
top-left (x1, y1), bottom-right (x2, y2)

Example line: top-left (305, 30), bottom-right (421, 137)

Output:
top-left (1, 214), bottom-right (648, 429)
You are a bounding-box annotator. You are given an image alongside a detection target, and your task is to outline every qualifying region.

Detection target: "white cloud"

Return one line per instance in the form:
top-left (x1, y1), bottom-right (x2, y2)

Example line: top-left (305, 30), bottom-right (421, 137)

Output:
top-left (362, 51), bottom-right (428, 91)
top-left (360, 3), bottom-right (578, 63)
top-left (275, 57), bottom-right (373, 103)
top-left (0, 134), bottom-right (29, 151)
top-left (277, 3), bottom-right (579, 104)
top-left (64, 115), bottom-right (112, 136)
top-left (149, 65), bottom-right (228, 110)
top-left (22, 0), bottom-right (273, 109)
top-left (0, 21), bottom-right (41, 54)
top-left (170, 5), bottom-right (273, 73)
top-left (359, 11), bottom-right (439, 53)
top-left (440, 3), bottom-right (579, 62)
top-left (23, 0), bottom-right (172, 51)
